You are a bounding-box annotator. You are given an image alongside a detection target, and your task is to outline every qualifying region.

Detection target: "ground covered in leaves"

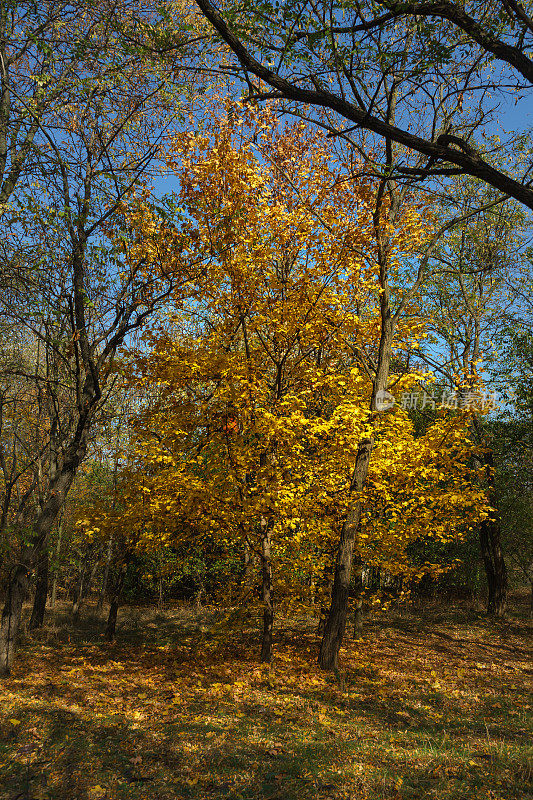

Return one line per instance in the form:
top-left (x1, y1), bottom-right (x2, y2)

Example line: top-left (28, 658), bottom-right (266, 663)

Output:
top-left (0, 600), bottom-right (531, 800)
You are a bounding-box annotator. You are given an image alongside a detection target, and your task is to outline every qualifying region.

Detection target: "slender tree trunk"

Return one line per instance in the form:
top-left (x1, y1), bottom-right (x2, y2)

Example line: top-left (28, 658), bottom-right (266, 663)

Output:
top-left (29, 550), bottom-right (49, 630)
top-left (84, 558), bottom-right (99, 599)
top-left (99, 442), bottom-right (119, 615)
top-left (0, 564), bottom-right (29, 676)
top-left (194, 584), bottom-right (205, 610)
top-left (243, 539), bottom-right (254, 588)
top-left (96, 534), bottom-right (113, 614)
top-left (71, 567), bottom-right (86, 623)
top-left (316, 548), bottom-right (335, 636)
top-left (372, 565), bottom-right (381, 592)
top-left (318, 436), bottom-right (373, 669)
top-left (106, 599), bottom-right (120, 641)
top-left (105, 562), bottom-right (128, 641)
top-left (71, 558), bottom-right (98, 622)
top-left (0, 429), bottom-right (90, 676)
top-left (158, 576), bottom-right (164, 611)
top-left (50, 516), bottom-right (63, 610)
top-left (318, 211), bottom-right (394, 669)
top-left (260, 516), bottom-right (273, 663)
top-left (352, 553), bottom-right (364, 638)
top-left (50, 575), bottom-right (58, 610)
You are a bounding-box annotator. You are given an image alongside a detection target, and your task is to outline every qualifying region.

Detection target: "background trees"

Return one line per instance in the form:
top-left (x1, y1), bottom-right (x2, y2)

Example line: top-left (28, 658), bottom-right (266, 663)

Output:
top-left (0, 0), bottom-right (202, 674)
top-left (414, 178), bottom-right (532, 614)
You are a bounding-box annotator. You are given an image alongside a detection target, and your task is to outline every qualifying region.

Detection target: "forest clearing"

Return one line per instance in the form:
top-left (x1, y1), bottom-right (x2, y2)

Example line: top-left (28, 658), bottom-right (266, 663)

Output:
top-left (0, 599), bottom-right (531, 800)
top-left (1, 2), bottom-right (533, 798)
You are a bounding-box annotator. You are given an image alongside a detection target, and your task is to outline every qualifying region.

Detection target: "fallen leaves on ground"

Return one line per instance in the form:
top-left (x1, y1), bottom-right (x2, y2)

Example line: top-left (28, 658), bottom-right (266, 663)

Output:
top-left (0, 602), bottom-right (531, 800)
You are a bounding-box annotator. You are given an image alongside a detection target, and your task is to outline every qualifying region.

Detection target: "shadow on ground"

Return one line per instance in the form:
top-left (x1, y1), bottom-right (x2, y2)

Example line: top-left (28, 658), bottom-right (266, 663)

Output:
top-left (0, 601), bottom-right (531, 800)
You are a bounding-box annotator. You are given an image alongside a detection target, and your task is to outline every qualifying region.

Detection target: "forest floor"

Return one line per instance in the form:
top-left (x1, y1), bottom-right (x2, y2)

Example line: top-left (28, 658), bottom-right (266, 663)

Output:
top-left (0, 598), bottom-right (531, 800)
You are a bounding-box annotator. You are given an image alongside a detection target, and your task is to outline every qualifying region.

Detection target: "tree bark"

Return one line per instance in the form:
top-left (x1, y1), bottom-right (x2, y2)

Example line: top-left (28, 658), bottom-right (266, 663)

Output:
top-left (352, 553), bottom-right (364, 638)
top-left (318, 436), bottom-right (373, 669)
top-left (0, 564), bottom-right (29, 676)
top-left (0, 430), bottom-right (88, 676)
top-left (479, 515), bottom-right (508, 616)
top-left (29, 549), bottom-right (49, 630)
top-left (50, 516), bottom-right (63, 610)
top-left (105, 561), bottom-right (128, 641)
top-left (96, 534), bottom-right (113, 614)
top-left (260, 515), bottom-right (273, 663)
top-left (316, 547), bottom-right (335, 636)
top-left (318, 198), bottom-right (394, 669)
top-left (105, 598), bottom-right (120, 642)
top-left (71, 566), bottom-right (86, 623)
top-left (473, 431), bottom-right (508, 617)
top-left (243, 538), bottom-right (254, 589)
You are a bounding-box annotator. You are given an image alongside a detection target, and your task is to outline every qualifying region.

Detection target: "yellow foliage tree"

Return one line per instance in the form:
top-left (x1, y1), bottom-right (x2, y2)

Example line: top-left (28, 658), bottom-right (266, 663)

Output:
top-left (83, 107), bottom-right (488, 661)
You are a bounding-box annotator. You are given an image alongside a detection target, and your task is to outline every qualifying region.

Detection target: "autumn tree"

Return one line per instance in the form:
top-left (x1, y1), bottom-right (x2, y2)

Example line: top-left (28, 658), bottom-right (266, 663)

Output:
top-left (0, 1), bottom-right (185, 217)
top-left (87, 107), bottom-right (488, 665)
top-left (0, 0), bottom-right (205, 674)
top-left (175, 0), bottom-right (533, 655)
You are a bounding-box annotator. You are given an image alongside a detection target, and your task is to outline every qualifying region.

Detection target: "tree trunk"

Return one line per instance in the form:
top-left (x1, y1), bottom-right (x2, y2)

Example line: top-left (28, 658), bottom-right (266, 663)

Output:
top-left (318, 436), bottom-right (373, 669)
top-left (243, 538), bottom-right (254, 588)
top-left (97, 533), bottom-right (113, 614)
top-left (0, 430), bottom-right (90, 676)
top-left (470, 416), bottom-right (508, 617)
top-left (29, 550), bottom-right (49, 630)
top-left (476, 444), bottom-right (508, 616)
top-left (0, 565), bottom-right (29, 676)
top-left (71, 567), bottom-right (86, 623)
top-left (105, 562), bottom-right (128, 641)
top-left (106, 596), bottom-right (120, 640)
top-left (260, 516), bottom-right (273, 663)
top-left (50, 517), bottom-right (63, 609)
top-left (194, 585), bottom-right (205, 610)
top-left (352, 553), bottom-right (363, 638)
top-left (316, 548), bottom-right (335, 636)
top-left (84, 557), bottom-right (99, 599)
top-left (106, 598), bottom-right (120, 641)
top-left (318, 228), bottom-right (394, 670)
top-left (50, 575), bottom-right (58, 610)
top-left (371, 565), bottom-right (381, 591)
top-left (479, 517), bottom-right (508, 616)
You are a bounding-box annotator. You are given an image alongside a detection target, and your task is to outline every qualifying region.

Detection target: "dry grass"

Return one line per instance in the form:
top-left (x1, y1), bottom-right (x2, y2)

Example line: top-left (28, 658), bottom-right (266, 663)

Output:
top-left (0, 599), bottom-right (531, 800)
